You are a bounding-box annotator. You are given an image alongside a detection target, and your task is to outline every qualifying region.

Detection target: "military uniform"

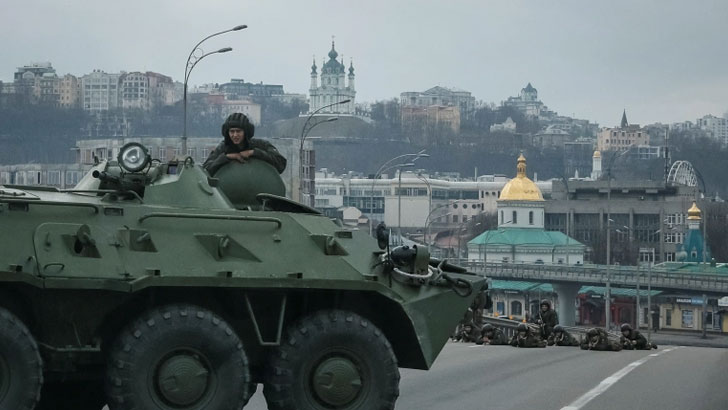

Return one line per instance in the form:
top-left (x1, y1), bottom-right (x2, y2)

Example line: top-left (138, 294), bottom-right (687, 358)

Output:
top-left (480, 325), bottom-right (509, 345)
top-left (580, 328), bottom-right (622, 351)
top-left (547, 325), bottom-right (581, 347)
top-left (534, 300), bottom-right (559, 340)
top-left (620, 324), bottom-right (657, 350)
top-left (510, 324), bottom-right (546, 348)
top-left (203, 113), bottom-right (287, 176)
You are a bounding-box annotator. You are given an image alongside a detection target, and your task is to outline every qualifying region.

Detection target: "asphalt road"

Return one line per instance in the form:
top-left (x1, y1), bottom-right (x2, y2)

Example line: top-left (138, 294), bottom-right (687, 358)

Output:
top-left (244, 342), bottom-right (728, 410)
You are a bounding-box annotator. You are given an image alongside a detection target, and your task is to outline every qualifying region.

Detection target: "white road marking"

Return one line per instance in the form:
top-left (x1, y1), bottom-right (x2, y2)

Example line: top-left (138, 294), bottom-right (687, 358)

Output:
top-left (559, 347), bottom-right (677, 410)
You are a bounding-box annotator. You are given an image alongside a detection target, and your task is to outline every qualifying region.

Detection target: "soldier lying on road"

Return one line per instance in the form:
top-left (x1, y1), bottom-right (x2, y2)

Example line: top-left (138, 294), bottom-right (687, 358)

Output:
top-left (619, 323), bottom-right (657, 350)
top-left (478, 323), bottom-right (509, 345)
top-left (547, 325), bottom-right (581, 346)
top-left (510, 323), bottom-right (547, 348)
top-left (580, 327), bottom-right (622, 351)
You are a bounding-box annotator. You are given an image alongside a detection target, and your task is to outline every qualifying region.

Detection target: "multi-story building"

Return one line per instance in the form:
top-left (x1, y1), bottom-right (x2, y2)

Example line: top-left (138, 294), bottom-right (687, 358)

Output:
top-left (597, 110), bottom-right (649, 151)
top-left (532, 125), bottom-right (571, 148)
top-left (205, 94), bottom-right (262, 125)
top-left (503, 83), bottom-right (550, 118)
top-left (13, 62), bottom-right (57, 104)
top-left (120, 72), bottom-right (150, 110)
top-left (81, 70), bottom-right (121, 111)
top-left (220, 78), bottom-right (284, 99)
top-left (545, 179), bottom-right (699, 264)
top-left (59, 74), bottom-right (81, 108)
top-left (0, 163), bottom-right (88, 188)
top-left (696, 114), bottom-right (728, 146)
top-left (314, 169), bottom-right (551, 235)
top-left (33, 73), bottom-right (60, 105)
top-left (400, 86), bottom-right (476, 117)
top-left (308, 40), bottom-right (356, 115)
top-left (400, 104), bottom-right (461, 143)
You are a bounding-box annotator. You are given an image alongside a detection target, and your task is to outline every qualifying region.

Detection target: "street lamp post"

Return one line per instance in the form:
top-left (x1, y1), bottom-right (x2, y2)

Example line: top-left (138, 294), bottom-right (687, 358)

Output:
top-left (368, 151), bottom-right (428, 235)
top-left (182, 25), bottom-right (246, 154)
top-left (298, 117), bottom-right (338, 205)
top-left (604, 147), bottom-right (632, 331)
top-left (298, 99), bottom-right (351, 205)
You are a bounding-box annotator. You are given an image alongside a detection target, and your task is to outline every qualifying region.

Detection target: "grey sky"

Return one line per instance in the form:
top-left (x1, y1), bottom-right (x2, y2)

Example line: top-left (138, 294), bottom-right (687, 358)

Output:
top-left (2, 0), bottom-right (726, 126)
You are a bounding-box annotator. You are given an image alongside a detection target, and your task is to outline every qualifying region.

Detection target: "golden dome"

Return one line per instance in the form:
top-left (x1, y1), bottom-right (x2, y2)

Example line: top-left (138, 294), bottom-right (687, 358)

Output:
top-left (498, 154), bottom-right (544, 201)
top-left (687, 201), bottom-right (702, 220)
top-left (593, 150), bottom-right (601, 158)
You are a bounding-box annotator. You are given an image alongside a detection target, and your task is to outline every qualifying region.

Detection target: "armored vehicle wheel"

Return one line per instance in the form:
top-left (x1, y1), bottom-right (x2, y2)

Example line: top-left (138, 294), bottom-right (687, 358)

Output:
top-left (264, 310), bottom-right (400, 410)
top-left (0, 307), bottom-right (43, 410)
top-left (106, 304), bottom-right (251, 410)
top-left (36, 381), bottom-right (106, 410)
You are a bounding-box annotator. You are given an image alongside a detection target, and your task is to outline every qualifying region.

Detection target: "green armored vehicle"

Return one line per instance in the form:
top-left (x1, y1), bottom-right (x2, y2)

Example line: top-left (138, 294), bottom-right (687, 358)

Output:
top-left (0, 142), bottom-right (486, 410)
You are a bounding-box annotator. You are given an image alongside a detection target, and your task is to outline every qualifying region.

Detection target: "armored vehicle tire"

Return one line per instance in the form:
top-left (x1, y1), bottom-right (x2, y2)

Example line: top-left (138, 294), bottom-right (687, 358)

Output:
top-left (36, 381), bottom-right (106, 410)
top-left (106, 304), bottom-right (251, 410)
top-left (264, 310), bottom-right (400, 410)
top-left (0, 307), bottom-right (43, 410)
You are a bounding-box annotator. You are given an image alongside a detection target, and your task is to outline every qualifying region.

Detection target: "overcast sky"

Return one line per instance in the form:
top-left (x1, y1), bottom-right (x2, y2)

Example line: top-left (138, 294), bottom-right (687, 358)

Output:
top-left (2, 0), bottom-right (726, 126)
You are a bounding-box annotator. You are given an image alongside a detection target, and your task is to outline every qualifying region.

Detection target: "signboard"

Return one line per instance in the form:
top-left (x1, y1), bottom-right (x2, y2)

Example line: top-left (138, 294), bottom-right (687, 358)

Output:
top-left (676, 297), bottom-right (704, 305)
top-left (718, 296), bottom-right (728, 307)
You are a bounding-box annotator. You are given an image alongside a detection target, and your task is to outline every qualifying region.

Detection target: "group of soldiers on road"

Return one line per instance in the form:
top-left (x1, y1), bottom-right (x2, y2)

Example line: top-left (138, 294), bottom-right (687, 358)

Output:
top-left (455, 299), bottom-right (658, 351)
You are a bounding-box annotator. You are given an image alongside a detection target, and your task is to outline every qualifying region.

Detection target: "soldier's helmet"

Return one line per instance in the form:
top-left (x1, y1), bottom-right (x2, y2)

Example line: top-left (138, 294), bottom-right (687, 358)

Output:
top-left (586, 328), bottom-right (599, 337)
top-left (620, 323), bottom-right (633, 332)
top-left (517, 323), bottom-right (528, 332)
top-left (483, 324), bottom-right (494, 332)
top-left (540, 299), bottom-right (551, 308)
top-left (553, 324), bottom-right (564, 333)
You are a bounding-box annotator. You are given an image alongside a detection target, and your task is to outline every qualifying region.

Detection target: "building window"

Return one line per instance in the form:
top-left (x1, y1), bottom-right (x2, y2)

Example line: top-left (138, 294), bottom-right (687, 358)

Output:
top-left (681, 310), bottom-right (694, 328)
top-left (159, 148), bottom-right (166, 161)
top-left (511, 301), bottom-right (522, 316)
top-left (529, 211), bottom-right (534, 225)
top-left (666, 309), bottom-right (672, 326)
top-left (453, 215), bottom-right (459, 223)
top-left (496, 301), bottom-right (505, 315)
top-left (512, 211), bottom-right (517, 224)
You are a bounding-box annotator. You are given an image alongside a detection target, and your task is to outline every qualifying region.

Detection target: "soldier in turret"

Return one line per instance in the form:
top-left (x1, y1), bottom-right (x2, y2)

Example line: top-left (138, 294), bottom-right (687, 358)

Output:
top-left (580, 327), bottom-right (622, 351)
top-left (619, 323), bottom-right (657, 350)
top-left (547, 325), bottom-right (581, 346)
top-left (479, 323), bottom-right (509, 345)
top-left (510, 323), bottom-right (547, 348)
top-left (203, 113), bottom-right (287, 176)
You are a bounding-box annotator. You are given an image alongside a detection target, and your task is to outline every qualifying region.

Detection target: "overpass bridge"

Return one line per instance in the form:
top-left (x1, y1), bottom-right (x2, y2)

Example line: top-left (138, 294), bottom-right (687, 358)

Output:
top-left (463, 261), bottom-right (728, 326)
top-left (465, 262), bottom-right (728, 294)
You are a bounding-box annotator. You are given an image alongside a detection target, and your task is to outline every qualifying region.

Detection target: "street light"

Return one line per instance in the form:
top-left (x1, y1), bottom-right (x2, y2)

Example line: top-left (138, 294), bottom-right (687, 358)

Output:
top-left (604, 146), bottom-right (633, 331)
top-left (298, 100), bottom-right (350, 205)
top-left (367, 162), bottom-right (414, 236)
top-left (182, 25), bottom-right (246, 154)
top-left (368, 151), bottom-right (428, 235)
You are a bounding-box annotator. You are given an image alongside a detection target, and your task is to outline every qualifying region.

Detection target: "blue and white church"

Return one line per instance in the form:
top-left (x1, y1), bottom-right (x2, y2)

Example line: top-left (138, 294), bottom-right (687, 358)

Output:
top-left (308, 39), bottom-right (356, 115)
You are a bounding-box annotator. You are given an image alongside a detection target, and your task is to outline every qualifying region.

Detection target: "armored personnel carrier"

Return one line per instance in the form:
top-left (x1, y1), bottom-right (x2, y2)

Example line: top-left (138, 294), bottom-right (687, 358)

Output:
top-left (0, 142), bottom-right (486, 410)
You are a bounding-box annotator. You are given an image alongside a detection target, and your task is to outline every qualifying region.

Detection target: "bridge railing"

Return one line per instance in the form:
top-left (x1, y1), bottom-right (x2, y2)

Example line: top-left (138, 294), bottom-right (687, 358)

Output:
top-left (463, 262), bottom-right (728, 293)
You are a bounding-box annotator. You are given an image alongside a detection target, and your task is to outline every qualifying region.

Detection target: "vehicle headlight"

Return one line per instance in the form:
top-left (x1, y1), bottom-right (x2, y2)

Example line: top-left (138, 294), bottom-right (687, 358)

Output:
top-left (118, 143), bottom-right (150, 173)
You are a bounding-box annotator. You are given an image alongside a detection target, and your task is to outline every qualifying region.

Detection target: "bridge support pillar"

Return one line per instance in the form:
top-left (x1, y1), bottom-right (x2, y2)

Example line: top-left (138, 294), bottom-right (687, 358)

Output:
top-left (553, 283), bottom-right (580, 326)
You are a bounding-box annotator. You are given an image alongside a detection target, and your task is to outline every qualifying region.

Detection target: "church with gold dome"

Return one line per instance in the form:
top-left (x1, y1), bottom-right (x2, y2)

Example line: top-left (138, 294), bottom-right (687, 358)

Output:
top-left (468, 154), bottom-right (585, 264)
top-left (677, 202), bottom-right (711, 262)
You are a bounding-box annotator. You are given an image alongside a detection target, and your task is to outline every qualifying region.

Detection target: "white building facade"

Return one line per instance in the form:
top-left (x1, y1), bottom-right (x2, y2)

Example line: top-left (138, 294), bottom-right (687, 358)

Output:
top-left (309, 40), bottom-right (356, 115)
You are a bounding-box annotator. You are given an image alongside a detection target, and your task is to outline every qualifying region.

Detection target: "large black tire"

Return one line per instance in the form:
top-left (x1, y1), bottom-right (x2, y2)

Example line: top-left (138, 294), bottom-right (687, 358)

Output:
top-left (264, 310), bottom-right (400, 410)
top-left (106, 304), bottom-right (251, 410)
top-left (0, 306), bottom-right (43, 410)
top-left (36, 381), bottom-right (106, 410)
